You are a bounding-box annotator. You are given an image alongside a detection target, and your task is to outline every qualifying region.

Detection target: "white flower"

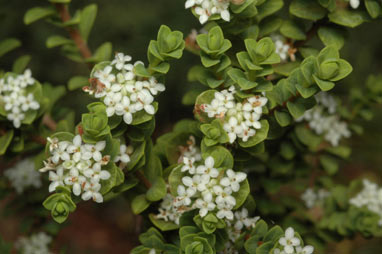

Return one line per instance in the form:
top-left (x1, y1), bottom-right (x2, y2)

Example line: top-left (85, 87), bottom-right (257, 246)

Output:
top-left (111, 53), bottom-right (133, 70)
top-left (220, 169), bottom-right (246, 192)
top-left (6, 107), bottom-right (25, 128)
top-left (51, 141), bottom-right (70, 163)
top-left (18, 69), bottom-right (35, 87)
top-left (104, 92), bottom-right (122, 117)
top-left (195, 193), bottom-right (216, 217)
top-left (20, 93), bottom-right (40, 111)
top-left (177, 185), bottom-right (193, 205)
top-left (144, 77), bottom-right (165, 95)
top-left (94, 66), bottom-right (115, 87)
top-left (301, 188), bottom-right (317, 209)
top-left (224, 117), bottom-right (243, 143)
top-left (182, 157), bottom-right (197, 174)
top-left (216, 206), bottom-right (234, 220)
top-left (48, 167), bottom-right (65, 192)
top-left (4, 159), bottom-right (42, 194)
top-left (279, 227), bottom-right (301, 254)
top-left (114, 144), bottom-right (132, 163)
top-left (82, 182), bottom-right (103, 203)
top-left (296, 245), bottom-right (314, 254)
top-left (350, 0), bottom-right (360, 9)
top-left (196, 156), bottom-right (219, 178)
top-left (234, 208), bottom-right (259, 230)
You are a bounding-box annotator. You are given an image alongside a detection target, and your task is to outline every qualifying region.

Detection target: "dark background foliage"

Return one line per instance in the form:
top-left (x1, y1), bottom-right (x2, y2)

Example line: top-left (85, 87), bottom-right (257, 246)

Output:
top-left (0, 0), bottom-right (381, 253)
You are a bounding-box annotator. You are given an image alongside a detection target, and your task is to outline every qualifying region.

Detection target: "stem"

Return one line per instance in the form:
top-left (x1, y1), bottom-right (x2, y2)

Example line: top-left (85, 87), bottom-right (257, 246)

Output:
top-left (135, 170), bottom-right (152, 189)
top-left (42, 114), bottom-right (57, 131)
top-left (54, 4), bottom-right (93, 61)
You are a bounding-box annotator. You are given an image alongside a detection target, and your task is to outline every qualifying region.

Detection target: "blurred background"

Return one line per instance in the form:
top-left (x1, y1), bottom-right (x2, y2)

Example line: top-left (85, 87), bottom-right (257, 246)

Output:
top-left (0, 0), bottom-right (381, 253)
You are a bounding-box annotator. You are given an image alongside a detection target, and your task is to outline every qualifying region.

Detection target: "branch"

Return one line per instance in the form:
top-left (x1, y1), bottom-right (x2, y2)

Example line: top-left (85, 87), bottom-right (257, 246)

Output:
top-left (42, 114), bottom-right (57, 132)
top-left (54, 4), bottom-right (93, 61)
top-left (135, 170), bottom-right (152, 189)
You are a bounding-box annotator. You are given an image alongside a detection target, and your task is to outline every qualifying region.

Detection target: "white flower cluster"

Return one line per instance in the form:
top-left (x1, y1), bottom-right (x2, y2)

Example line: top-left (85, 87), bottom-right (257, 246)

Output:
top-left (156, 136), bottom-right (202, 224)
top-left (156, 192), bottom-right (192, 225)
top-left (40, 135), bottom-right (112, 203)
top-left (301, 188), bottom-right (330, 209)
top-left (274, 227), bottom-right (314, 254)
top-left (226, 208), bottom-right (260, 242)
top-left (185, 0), bottom-right (230, 24)
top-left (297, 92), bottom-right (351, 147)
top-left (0, 69), bottom-right (40, 128)
top-left (272, 35), bottom-right (291, 62)
top-left (176, 156), bottom-right (247, 220)
top-left (84, 53), bottom-right (164, 125)
top-left (4, 158), bottom-right (42, 194)
top-left (349, 179), bottom-right (382, 226)
top-left (15, 232), bottom-right (52, 254)
top-left (178, 135), bottom-right (202, 163)
top-left (201, 86), bottom-right (268, 143)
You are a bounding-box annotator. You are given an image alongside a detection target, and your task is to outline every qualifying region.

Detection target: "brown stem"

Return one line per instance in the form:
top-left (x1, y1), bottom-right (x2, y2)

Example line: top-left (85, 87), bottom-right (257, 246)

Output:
top-left (54, 4), bottom-right (93, 61)
top-left (30, 135), bottom-right (47, 145)
top-left (135, 170), bottom-right (152, 189)
top-left (42, 114), bottom-right (57, 131)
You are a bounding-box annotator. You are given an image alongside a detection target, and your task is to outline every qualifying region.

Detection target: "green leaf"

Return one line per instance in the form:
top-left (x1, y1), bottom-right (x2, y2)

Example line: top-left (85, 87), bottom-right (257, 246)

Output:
top-left (79, 4), bottom-right (97, 41)
top-left (46, 35), bottom-right (72, 48)
top-left (290, 0), bottom-right (327, 21)
top-left (274, 61), bottom-right (300, 77)
top-left (295, 124), bottom-right (322, 150)
top-left (331, 59), bottom-right (353, 82)
top-left (259, 17), bottom-right (283, 37)
top-left (146, 177), bottom-right (167, 202)
top-left (256, 0), bottom-right (284, 21)
top-left (131, 194), bottom-right (151, 214)
top-left (0, 38), bottom-right (21, 57)
top-left (317, 27), bottom-right (345, 50)
top-left (328, 10), bottom-right (368, 28)
top-left (168, 165), bottom-right (183, 196)
top-left (233, 179), bottom-right (250, 209)
top-left (264, 225), bottom-right (284, 242)
top-left (68, 76), bottom-right (88, 91)
top-left (320, 155), bottom-right (339, 175)
top-left (313, 75), bottom-right (335, 91)
top-left (149, 214), bottom-right (179, 231)
top-left (280, 20), bottom-right (306, 40)
top-left (12, 55), bottom-right (31, 74)
top-left (24, 7), bottom-right (56, 25)
top-left (325, 146), bottom-right (351, 159)
top-left (0, 130), bottom-right (14, 155)
top-left (256, 242), bottom-right (273, 254)
top-left (365, 0), bottom-right (382, 18)
top-left (274, 110), bottom-right (292, 127)
top-left (86, 42), bottom-right (112, 63)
